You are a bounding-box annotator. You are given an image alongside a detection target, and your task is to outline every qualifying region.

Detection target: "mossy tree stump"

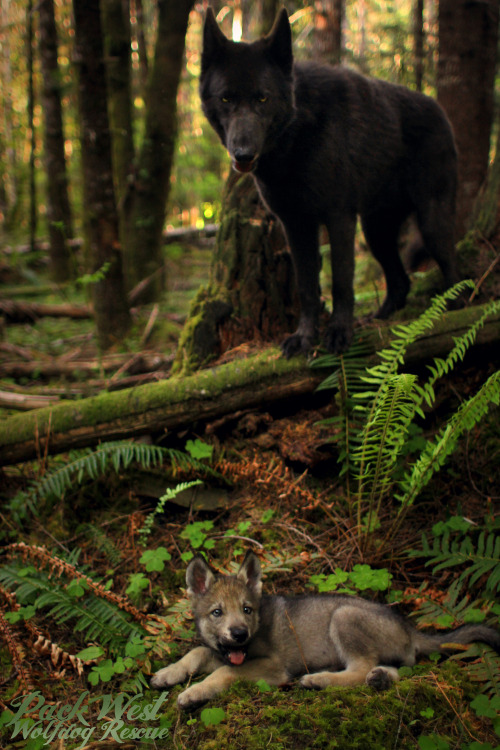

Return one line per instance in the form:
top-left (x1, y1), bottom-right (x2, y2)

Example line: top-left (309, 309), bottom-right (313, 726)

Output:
top-left (173, 172), bottom-right (298, 373)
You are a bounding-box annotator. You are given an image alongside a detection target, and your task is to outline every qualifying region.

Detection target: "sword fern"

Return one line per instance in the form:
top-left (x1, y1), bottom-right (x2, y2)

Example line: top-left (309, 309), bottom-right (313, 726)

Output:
top-left (314, 282), bottom-right (500, 550)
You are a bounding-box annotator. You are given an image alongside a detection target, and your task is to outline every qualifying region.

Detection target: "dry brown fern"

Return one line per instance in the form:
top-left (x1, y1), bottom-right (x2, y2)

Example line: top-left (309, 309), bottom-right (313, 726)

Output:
top-left (0, 607), bottom-right (35, 693)
top-left (4, 542), bottom-right (148, 624)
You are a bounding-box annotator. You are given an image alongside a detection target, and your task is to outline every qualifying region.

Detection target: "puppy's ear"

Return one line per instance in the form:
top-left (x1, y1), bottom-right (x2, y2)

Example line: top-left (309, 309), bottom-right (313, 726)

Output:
top-left (186, 554), bottom-right (215, 596)
top-left (237, 550), bottom-right (262, 596)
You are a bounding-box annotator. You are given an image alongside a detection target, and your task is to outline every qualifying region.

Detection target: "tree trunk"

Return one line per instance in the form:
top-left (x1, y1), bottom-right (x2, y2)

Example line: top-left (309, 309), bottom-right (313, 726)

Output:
top-left (314, 0), bottom-right (344, 65)
top-left (173, 172), bottom-right (298, 374)
top-left (1, 303), bottom-right (498, 467)
top-left (73, 0), bottom-right (131, 350)
top-left (101, 0), bottom-right (136, 289)
top-left (39, 0), bottom-right (74, 282)
top-left (413, 0), bottom-right (424, 92)
top-left (125, 0), bottom-right (195, 300)
top-left (437, 0), bottom-right (500, 237)
top-left (27, 0), bottom-right (37, 253)
top-left (131, 0), bottom-right (149, 90)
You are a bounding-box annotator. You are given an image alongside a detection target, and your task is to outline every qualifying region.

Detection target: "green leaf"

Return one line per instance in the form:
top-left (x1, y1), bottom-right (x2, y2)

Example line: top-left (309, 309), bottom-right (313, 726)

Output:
top-left (185, 439), bottom-right (214, 460)
top-left (76, 645), bottom-right (105, 660)
top-left (126, 572), bottom-right (149, 596)
top-left (261, 509), bottom-right (275, 523)
top-left (140, 547), bottom-right (171, 572)
top-left (418, 734), bottom-right (450, 750)
top-left (256, 679), bottom-right (272, 691)
top-left (200, 707), bottom-right (226, 726)
top-left (349, 564), bottom-right (391, 591)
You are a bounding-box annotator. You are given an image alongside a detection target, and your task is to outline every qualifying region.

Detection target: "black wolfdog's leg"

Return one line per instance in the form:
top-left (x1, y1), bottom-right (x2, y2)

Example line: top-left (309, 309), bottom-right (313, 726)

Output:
top-left (325, 213), bottom-right (357, 353)
top-left (416, 198), bottom-right (459, 290)
top-left (361, 210), bottom-right (410, 319)
top-left (281, 219), bottom-right (322, 358)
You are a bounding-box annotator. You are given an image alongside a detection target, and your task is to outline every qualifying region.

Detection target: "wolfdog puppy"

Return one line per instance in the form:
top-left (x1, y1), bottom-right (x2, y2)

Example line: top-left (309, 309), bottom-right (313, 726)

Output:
top-left (151, 551), bottom-right (500, 709)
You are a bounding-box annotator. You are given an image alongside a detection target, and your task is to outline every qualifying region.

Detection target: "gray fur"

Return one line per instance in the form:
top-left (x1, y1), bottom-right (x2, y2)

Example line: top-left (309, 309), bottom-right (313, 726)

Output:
top-left (151, 551), bottom-right (500, 709)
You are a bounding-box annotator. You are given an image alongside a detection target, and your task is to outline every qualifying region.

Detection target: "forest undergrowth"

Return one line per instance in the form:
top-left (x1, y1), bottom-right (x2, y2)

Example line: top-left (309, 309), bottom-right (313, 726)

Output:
top-left (1, 333), bottom-right (499, 749)
top-left (1, 240), bottom-right (500, 750)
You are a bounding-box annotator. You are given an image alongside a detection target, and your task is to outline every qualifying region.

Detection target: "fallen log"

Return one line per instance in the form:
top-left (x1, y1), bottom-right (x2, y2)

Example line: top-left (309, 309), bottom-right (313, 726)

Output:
top-left (0, 300), bottom-right (92, 322)
top-left (0, 303), bottom-right (498, 466)
top-left (0, 352), bottom-right (173, 380)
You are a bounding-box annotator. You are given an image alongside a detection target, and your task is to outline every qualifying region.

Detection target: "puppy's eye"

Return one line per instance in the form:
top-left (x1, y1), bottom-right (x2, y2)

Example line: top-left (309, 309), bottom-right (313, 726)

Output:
top-left (211, 608), bottom-right (223, 617)
top-left (243, 606), bottom-right (252, 615)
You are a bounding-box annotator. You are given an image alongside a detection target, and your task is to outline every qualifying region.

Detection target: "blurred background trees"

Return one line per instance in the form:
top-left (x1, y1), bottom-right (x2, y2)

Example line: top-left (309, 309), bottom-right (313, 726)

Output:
top-left (0, 1), bottom-right (498, 350)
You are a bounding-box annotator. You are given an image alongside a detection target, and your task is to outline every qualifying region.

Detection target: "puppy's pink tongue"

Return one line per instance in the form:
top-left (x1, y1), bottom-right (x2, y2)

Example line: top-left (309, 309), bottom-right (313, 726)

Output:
top-left (229, 651), bottom-right (246, 665)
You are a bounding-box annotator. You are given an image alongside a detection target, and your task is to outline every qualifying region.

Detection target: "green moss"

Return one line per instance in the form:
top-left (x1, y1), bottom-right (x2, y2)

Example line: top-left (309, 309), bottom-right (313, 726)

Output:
top-left (172, 285), bottom-right (233, 375)
top-left (153, 663), bottom-right (482, 750)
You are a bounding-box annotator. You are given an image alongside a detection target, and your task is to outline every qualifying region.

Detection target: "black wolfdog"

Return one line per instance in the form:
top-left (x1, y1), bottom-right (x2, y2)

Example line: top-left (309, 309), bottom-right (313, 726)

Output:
top-left (200, 8), bottom-right (460, 356)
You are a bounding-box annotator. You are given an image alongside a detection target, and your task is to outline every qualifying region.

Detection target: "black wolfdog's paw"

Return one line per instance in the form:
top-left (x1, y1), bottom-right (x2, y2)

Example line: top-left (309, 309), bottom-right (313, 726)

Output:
top-left (324, 324), bottom-right (352, 354)
top-left (281, 332), bottom-right (314, 358)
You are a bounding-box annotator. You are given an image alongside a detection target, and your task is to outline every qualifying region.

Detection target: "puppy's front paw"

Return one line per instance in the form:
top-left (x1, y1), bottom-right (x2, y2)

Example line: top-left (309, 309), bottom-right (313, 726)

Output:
top-left (177, 683), bottom-right (211, 711)
top-left (151, 663), bottom-right (188, 689)
top-left (299, 671), bottom-right (333, 690)
top-left (366, 666), bottom-right (398, 691)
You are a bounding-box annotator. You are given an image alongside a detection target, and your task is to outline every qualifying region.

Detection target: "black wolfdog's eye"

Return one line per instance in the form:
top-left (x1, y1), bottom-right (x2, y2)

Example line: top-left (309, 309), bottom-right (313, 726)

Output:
top-left (258, 96), bottom-right (268, 103)
top-left (221, 96), bottom-right (230, 103)
top-left (243, 606), bottom-right (252, 615)
top-left (211, 608), bottom-right (223, 617)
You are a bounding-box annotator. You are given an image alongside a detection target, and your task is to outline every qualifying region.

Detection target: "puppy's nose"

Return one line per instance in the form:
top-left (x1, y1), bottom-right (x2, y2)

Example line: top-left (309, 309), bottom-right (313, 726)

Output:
top-left (230, 626), bottom-right (248, 643)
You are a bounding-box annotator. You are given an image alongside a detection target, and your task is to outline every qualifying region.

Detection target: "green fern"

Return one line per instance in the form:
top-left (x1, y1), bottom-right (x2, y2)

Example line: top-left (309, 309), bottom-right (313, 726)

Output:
top-left (80, 523), bottom-right (124, 567)
top-left (0, 563), bottom-right (146, 653)
top-left (396, 369), bottom-right (500, 515)
top-left (36, 440), bottom-right (219, 501)
top-left (314, 282), bottom-right (500, 548)
top-left (138, 480), bottom-right (204, 546)
top-left (409, 516), bottom-right (500, 598)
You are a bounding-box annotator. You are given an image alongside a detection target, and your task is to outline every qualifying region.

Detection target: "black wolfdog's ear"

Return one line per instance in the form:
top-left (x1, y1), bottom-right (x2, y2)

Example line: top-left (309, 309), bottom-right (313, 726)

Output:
top-left (237, 550), bottom-right (263, 596)
top-left (201, 7), bottom-right (228, 74)
top-left (265, 8), bottom-right (293, 74)
top-left (186, 554), bottom-right (215, 596)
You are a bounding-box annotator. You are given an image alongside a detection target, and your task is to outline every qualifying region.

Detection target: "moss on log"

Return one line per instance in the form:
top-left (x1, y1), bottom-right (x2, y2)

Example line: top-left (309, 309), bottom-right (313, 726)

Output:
top-left (0, 303), bottom-right (498, 467)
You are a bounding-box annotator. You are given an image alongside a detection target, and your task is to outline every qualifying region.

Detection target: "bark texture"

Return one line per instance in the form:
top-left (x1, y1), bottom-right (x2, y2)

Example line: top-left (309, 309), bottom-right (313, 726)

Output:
top-left (437, 0), bottom-right (500, 237)
top-left (73, 0), bottom-right (131, 349)
top-left (39, 0), bottom-right (74, 282)
top-left (173, 173), bottom-right (298, 374)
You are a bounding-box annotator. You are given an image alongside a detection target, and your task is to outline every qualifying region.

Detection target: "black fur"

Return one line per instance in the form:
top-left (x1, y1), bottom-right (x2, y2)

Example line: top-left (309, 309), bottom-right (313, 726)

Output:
top-left (200, 8), bottom-right (460, 356)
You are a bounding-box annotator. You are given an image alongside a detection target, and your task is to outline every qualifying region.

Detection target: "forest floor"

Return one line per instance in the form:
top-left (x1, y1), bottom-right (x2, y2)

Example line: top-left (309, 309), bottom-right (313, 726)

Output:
top-left (0, 235), bottom-right (499, 749)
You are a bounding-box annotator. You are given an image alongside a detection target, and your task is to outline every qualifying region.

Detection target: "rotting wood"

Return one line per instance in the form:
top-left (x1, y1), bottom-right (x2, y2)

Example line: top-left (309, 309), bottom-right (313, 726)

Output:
top-left (0, 302), bottom-right (498, 466)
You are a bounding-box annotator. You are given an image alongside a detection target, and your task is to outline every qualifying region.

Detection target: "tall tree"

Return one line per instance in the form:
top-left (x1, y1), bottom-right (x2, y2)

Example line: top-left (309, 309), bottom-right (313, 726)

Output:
top-left (39, 0), bottom-right (74, 282)
top-left (314, 0), bottom-right (344, 65)
top-left (413, 0), bottom-right (424, 91)
top-left (101, 0), bottom-right (135, 287)
top-left (102, 0), bottom-right (195, 300)
top-left (27, 0), bottom-right (37, 253)
top-left (127, 0), bottom-right (195, 299)
top-left (73, 0), bottom-right (131, 350)
top-left (437, 0), bottom-right (500, 237)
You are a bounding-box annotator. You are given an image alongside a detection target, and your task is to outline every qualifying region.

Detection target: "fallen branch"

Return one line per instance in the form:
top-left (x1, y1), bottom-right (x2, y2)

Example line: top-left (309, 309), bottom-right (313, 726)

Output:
top-left (0, 303), bottom-right (498, 467)
top-left (0, 300), bottom-right (92, 322)
top-left (0, 352), bottom-right (173, 380)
